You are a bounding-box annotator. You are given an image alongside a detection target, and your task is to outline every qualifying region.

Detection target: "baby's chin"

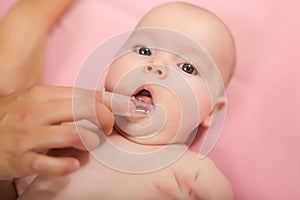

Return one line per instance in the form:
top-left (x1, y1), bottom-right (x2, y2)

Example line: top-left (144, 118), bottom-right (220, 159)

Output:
top-left (114, 125), bottom-right (186, 146)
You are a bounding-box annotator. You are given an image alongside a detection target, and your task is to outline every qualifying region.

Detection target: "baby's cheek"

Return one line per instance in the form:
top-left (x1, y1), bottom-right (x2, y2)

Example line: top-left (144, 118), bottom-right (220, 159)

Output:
top-left (195, 84), bottom-right (212, 121)
top-left (104, 67), bottom-right (118, 91)
top-left (160, 92), bottom-right (181, 121)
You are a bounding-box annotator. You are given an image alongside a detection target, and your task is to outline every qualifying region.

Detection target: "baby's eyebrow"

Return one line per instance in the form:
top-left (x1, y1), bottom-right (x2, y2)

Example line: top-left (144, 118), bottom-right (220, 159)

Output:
top-left (129, 29), bottom-right (212, 67)
top-left (171, 47), bottom-right (200, 63)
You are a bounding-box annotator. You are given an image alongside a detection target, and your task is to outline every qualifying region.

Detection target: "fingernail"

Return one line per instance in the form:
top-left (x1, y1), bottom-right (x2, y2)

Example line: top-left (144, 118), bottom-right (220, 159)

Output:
top-left (70, 159), bottom-right (80, 172)
top-left (87, 134), bottom-right (100, 150)
top-left (103, 127), bottom-right (113, 135)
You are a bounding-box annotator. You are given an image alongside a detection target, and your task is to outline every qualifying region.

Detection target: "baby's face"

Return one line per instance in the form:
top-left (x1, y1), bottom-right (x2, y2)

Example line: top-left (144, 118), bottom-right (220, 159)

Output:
top-left (105, 2), bottom-right (234, 145)
top-left (105, 29), bottom-right (213, 145)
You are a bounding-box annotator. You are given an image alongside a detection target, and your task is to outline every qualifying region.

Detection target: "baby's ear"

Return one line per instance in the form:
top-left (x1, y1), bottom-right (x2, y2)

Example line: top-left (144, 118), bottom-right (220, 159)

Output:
top-left (201, 96), bottom-right (226, 128)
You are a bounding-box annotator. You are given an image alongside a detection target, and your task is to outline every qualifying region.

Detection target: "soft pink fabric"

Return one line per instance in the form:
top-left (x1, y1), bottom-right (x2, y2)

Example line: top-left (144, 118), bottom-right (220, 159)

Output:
top-left (1, 0), bottom-right (300, 199)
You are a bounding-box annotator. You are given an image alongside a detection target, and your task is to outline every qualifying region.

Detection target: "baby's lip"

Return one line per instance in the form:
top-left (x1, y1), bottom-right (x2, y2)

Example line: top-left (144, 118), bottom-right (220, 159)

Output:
top-left (131, 85), bottom-right (154, 105)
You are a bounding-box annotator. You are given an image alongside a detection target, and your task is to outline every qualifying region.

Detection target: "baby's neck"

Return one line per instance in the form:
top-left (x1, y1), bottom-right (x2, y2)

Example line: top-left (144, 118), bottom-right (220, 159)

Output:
top-left (75, 120), bottom-right (187, 153)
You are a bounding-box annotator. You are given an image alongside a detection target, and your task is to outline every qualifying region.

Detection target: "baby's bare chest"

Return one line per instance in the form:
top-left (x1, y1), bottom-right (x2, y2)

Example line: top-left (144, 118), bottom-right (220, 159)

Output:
top-left (67, 152), bottom-right (202, 199)
top-left (21, 151), bottom-right (208, 200)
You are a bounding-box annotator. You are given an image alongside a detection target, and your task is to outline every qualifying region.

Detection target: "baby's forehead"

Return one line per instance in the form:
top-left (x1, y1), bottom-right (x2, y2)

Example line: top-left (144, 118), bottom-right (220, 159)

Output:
top-left (136, 3), bottom-right (233, 54)
top-left (136, 4), bottom-right (220, 39)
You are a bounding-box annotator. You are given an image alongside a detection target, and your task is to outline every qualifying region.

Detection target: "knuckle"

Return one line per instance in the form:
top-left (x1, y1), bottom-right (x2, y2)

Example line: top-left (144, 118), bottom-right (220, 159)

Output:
top-left (96, 104), bottom-right (114, 120)
top-left (61, 126), bottom-right (81, 146)
top-left (27, 85), bottom-right (45, 98)
top-left (14, 85), bottom-right (45, 104)
top-left (11, 134), bottom-right (27, 153)
top-left (70, 130), bottom-right (81, 145)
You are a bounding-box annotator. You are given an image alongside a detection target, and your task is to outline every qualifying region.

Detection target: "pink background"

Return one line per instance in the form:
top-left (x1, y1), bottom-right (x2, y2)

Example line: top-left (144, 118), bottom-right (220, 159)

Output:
top-left (1, 0), bottom-right (300, 199)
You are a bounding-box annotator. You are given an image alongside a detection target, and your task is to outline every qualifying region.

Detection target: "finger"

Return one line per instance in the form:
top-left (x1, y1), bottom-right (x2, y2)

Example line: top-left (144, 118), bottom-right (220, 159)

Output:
top-left (72, 88), bottom-right (112, 111)
top-left (72, 95), bottom-right (116, 134)
top-left (95, 103), bottom-right (115, 135)
top-left (23, 85), bottom-right (77, 101)
top-left (22, 87), bottom-right (115, 134)
top-left (29, 152), bottom-right (80, 176)
top-left (25, 86), bottom-right (111, 109)
top-left (101, 91), bottom-right (144, 117)
top-left (25, 86), bottom-right (126, 114)
top-left (45, 86), bottom-right (100, 100)
top-left (26, 125), bottom-right (100, 151)
top-left (39, 98), bottom-right (114, 132)
top-left (47, 148), bottom-right (89, 166)
top-left (13, 151), bottom-right (79, 177)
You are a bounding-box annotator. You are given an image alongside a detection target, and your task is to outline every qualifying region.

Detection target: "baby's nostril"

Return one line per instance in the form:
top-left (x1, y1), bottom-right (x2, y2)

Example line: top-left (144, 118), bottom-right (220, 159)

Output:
top-left (156, 70), bottom-right (162, 75)
top-left (147, 66), bottom-right (152, 71)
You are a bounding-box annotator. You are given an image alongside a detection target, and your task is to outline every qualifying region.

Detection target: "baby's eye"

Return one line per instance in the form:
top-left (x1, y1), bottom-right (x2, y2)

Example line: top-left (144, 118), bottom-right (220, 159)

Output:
top-left (135, 46), bottom-right (152, 56)
top-left (177, 63), bottom-right (197, 74)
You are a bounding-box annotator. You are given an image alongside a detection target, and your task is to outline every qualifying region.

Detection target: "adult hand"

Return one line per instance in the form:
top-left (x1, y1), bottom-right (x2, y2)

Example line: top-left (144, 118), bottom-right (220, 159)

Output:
top-left (0, 85), bottom-right (115, 178)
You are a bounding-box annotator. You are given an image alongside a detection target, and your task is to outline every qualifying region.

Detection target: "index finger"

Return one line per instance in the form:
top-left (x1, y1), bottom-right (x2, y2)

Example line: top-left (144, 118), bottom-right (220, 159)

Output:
top-left (73, 89), bottom-right (138, 117)
top-left (36, 85), bottom-right (151, 117)
top-left (23, 85), bottom-right (107, 104)
top-left (100, 91), bottom-right (153, 117)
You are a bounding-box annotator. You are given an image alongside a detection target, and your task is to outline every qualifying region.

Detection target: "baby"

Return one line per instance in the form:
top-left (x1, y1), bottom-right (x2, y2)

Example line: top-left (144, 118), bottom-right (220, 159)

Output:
top-left (18, 2), bottom-right (235, 199)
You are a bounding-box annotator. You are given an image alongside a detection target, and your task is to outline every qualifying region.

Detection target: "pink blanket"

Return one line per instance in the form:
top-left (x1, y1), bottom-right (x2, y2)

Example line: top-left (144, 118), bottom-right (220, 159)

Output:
top-left (1, 0), bottom-right (300, 199)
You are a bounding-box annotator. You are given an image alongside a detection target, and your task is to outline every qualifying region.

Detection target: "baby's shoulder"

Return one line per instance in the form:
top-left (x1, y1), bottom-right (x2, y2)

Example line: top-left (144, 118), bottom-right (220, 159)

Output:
top-left (173, 150), bottom-right (217, 171)
top-left (162, 150), bottom-right (234, 200)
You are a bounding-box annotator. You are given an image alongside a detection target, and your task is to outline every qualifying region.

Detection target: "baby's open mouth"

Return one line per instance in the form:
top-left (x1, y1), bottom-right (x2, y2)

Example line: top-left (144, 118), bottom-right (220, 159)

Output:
top-left (132, 89), bottom-right (153, 105)
top-left (129, 88), bottom-right (154, 116)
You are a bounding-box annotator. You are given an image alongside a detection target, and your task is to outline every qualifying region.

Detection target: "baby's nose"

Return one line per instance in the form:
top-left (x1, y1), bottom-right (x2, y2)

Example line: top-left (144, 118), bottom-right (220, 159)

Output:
top-left (145, 65), bottom-right (168, 79)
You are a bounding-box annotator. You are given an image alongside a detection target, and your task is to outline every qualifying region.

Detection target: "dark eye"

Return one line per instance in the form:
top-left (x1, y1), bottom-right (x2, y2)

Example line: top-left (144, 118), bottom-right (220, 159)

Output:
top-left (177, 63), bottom-right (196, 74)
top-left (135, 46), bottom-right (152, 56)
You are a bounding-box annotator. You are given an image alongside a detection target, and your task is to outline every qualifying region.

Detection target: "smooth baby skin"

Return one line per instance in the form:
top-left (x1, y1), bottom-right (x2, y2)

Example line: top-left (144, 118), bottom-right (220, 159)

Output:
top-left (18, 149), bottom-right (233, 200)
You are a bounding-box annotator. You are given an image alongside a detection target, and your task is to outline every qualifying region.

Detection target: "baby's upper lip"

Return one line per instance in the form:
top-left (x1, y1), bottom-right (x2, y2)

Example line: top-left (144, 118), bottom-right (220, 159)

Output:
top-left (132, 85), bottom-right (153, 105)
top-left (132, 85), bottom-right (152, 96)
